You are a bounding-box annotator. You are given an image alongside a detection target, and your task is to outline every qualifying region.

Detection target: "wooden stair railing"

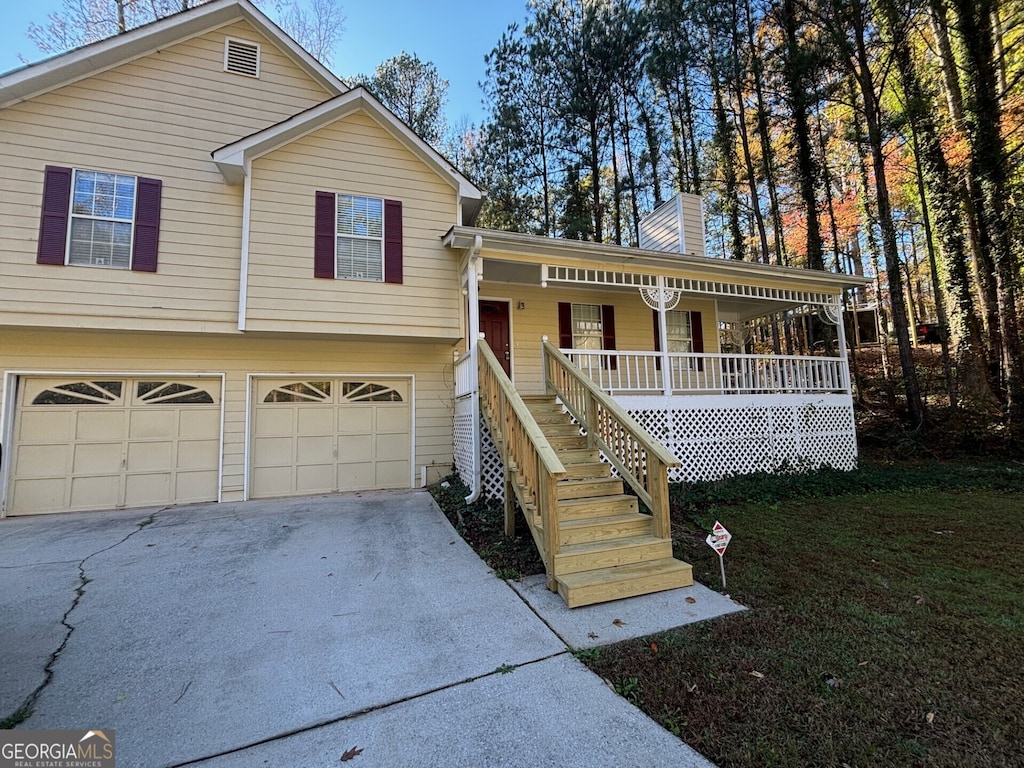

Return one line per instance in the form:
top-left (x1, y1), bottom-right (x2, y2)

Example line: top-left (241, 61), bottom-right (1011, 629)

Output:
top-left (542, 340), bottom-right (681, 541)
top-left (476, 340), bottom-right (566, 589)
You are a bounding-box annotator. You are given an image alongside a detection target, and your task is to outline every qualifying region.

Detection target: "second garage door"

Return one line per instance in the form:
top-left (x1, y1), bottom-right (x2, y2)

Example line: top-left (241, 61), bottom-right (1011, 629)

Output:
top-left (250, 378), bottom-right (412, 499)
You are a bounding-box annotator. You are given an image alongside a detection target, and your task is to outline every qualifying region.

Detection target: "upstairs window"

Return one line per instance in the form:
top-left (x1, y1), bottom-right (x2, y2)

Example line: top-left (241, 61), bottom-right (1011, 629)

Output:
top-left (37, 165), bottom-right (162, 272)
top-left (336, 194), bottom-right (383, 281)
top-left (69, 170), bottom-right (136, 268)
top-left (314, 191), bottom-right (403, 283)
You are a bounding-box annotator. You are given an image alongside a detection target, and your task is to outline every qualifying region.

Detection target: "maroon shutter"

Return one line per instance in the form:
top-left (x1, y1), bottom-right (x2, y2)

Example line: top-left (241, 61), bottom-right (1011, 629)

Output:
top-left (652, 309), bottom-right (661, 370)
top-left (558, 302), bottom-right (573, 348)
top-left (314, 191), bottom-right (336, 278)
top-left (384, 199), bottom-right (403, 284)
top-left (37, 165), bottom-right (73, 265)
top-left (131, 177), bottom-right (162, 272)
top-left (691, 311), bottom-right (704, 372)
top-left (602, 304), bottom-right (617, 370)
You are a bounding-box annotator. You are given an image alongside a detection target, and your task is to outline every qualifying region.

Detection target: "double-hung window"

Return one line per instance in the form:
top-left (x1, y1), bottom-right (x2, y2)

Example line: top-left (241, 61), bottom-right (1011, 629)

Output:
top-left (571, 303), bottom-right (604, 350)
top-left (68, 170), bottom-right (137, 268)
top-left (314, 191), bottom-right (403, 283)
top-left (335, 194), bottom-right (383, 281)
top-left (36, 165), bottom-right (162, 272)
top-left (665, 310), bottom-right (694, 353)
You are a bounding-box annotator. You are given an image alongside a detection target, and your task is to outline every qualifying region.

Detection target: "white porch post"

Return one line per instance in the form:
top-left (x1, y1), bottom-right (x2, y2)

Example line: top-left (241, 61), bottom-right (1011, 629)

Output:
top-left (463, 235), bottom-right (483, 503)
top-left (657, 275), bottom-right (672, 396)
top-left (835, 300), bottom-right (851, 393)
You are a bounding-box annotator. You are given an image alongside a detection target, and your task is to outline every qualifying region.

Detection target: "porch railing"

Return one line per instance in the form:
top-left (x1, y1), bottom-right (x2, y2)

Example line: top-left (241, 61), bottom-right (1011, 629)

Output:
top-left (566, 349), bottom-right (849, 395)
top-left (543, 341), bottom-right (680, 540)
top-left (477, 339), bottom-right (566, 584)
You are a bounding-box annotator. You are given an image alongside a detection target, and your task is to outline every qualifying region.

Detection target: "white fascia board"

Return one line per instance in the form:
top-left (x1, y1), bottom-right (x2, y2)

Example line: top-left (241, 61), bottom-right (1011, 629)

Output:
top-left (0, 0), bottom-right (345, 110)
top-left (444, 227), bottom-right (866, 293)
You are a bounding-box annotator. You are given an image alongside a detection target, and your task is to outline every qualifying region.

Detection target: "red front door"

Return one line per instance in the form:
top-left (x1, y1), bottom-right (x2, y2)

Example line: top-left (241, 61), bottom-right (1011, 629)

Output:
top-left (479, 300), bottom-right (512, 377)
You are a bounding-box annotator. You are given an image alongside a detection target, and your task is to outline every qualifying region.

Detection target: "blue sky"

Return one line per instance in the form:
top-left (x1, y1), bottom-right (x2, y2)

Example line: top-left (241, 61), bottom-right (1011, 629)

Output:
top-left (0, 0), bottom-right (528, 125)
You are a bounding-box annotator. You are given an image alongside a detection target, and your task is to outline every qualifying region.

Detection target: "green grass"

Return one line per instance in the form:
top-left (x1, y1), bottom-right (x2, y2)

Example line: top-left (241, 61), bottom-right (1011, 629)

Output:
top-left (584, 485), bottom-right (1024, 767)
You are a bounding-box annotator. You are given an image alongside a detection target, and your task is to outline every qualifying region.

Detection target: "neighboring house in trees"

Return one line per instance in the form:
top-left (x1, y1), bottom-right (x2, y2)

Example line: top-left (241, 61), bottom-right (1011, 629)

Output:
top-left (0, 0), bottom-right (862, 606)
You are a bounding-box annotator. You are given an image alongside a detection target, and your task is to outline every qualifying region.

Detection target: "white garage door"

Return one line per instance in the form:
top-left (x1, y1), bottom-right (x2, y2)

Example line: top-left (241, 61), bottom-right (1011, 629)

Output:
top-left (250, 378), bottom-right (411, 499)
top-left (8, 377), bottom-right (221, 515)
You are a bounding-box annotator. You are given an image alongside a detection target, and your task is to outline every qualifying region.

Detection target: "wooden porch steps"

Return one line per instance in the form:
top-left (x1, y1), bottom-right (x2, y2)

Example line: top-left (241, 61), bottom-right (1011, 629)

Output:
top-left (520, 395), bottom-right (693, 608)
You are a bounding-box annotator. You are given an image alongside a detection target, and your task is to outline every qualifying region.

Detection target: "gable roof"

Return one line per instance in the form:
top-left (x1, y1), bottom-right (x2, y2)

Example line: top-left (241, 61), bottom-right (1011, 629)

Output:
top-left (213, 87), bottom-right (485, 224)
top-left (0, 0), bottom-right (346, 110)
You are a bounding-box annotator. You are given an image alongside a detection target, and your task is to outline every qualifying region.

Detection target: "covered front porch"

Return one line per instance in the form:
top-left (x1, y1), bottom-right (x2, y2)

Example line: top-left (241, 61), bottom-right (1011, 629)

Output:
top-left (445, 226), bottom-right (862, 489)
top-left (443, 226), bottom-right (862, 606)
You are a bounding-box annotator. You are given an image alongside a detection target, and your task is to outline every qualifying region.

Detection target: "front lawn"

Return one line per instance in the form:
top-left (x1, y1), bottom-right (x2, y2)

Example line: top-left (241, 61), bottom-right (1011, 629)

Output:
top-left (584, 482), bottom-right (1024, 767)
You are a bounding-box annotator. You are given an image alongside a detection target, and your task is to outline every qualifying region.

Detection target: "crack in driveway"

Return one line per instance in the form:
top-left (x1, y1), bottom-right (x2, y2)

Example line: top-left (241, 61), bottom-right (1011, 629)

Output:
top-left (3, 509), bottom-right (169, 725)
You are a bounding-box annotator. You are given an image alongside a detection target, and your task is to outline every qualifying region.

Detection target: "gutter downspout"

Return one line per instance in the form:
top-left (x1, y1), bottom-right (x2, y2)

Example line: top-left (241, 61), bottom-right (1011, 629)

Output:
top-left (464, 234), bottom-right (484, 503)
top-left (237, 158), bottom-right (252, 332)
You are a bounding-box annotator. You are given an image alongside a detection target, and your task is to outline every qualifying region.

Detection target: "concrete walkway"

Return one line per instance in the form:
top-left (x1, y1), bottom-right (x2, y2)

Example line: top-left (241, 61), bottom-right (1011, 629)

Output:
top-left (0, 490), bottom-right (728, 767)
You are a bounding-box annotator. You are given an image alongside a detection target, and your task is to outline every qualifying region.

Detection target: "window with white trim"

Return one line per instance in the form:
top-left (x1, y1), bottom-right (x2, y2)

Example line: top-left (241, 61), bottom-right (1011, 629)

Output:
top-left (336, 194), bottom-right (384, 281)
top-left (571, 303), bottom-right (603, 350)
top-left (69, 170), bottom-right (137, 268)
top-left (666, 310), bottom-right (694, 353)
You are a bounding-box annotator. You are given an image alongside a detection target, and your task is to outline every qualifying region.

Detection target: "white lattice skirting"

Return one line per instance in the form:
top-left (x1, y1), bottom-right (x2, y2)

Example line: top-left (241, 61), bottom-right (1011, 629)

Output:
top-left (455, 393), bottom-right (857, 501)
top-left (618, 393), bottom-right (857, 483)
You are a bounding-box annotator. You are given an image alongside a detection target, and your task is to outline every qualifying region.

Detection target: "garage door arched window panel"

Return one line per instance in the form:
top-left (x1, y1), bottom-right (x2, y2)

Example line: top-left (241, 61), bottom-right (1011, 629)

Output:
top-left (31, 380), bottom-right (125, 405)
top-left (135, 381), bottom-right (216, 405)
top-left (263, 381), bottom-right (333, 403)
top-left (11, 376), bottom-right (221, 515)
top-left (250, 377), bottom-right (412, 499)
top-left (341, 382), bottom-right (404, 402)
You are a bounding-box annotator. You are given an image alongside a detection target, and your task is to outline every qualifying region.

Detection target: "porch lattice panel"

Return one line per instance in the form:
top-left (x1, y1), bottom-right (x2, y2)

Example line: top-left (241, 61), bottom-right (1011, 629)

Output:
top-left (454, 398), bottom-right (505, 500)
top-left (624, 396), bottom-right (857, 482)
top-left (461, 395), bottom-right (856, 502)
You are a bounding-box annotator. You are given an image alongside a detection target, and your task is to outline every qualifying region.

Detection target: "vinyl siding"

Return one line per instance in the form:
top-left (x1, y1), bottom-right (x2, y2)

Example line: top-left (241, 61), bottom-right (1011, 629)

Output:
top-left (0, 21), bottom-right (332, 334)
top-left (244, 111), bottom-right (461, 338)
top-left (1, 329), bottom-right (458, 509)
top-left (477, 284), bottom-right (718, 393)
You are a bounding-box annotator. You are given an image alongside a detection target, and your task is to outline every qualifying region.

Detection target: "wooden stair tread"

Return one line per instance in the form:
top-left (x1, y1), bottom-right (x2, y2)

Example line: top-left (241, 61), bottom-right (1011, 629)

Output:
top-left (560, 511), bottom-right (649, 528)
top-left (556, 476), bottom-right (624, 499)
top-left (556, 558), bottom-right (694, 608)
top-left (556, 495), bottom-right (638, 518)
top-left (557, 533), bottom-right (667, 555)
top-left (557, 558), bottom-right (692, 587)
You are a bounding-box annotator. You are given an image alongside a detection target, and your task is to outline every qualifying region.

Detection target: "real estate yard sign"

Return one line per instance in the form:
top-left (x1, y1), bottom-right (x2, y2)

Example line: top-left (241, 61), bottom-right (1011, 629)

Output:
top-left (706, 521), bottom-right (732, 589)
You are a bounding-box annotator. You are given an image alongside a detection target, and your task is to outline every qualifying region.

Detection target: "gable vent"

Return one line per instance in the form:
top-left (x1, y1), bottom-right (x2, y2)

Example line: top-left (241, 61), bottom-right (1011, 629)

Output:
top-left (224, 38), bottom-right (260, 78)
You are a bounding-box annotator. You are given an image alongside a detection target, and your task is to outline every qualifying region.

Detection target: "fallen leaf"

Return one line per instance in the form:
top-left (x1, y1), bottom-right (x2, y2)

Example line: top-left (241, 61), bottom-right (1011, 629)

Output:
top-left (750, 671), bottom-right (765, 679)
top-left (587, 631), bottom-right (599, 639)
top-left (145, 543), bottom-right (155, 548)
top-left (650, 642), bottom-right (658, 653)
top-left (612, 619), bottom-right (626, 627)
top-left (926, 712), bottom-right (935, 724)
top-left (340, 746), bottom-right (363, 762)
top-left (327, 572), bottom-right (333, 577)
top-left (685, 597), bottom-right (697, 604)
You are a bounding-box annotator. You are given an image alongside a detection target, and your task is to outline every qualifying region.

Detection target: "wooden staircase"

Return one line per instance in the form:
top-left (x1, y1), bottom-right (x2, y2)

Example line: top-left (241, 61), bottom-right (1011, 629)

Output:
top-left (520, 394), bottom-right (693, 608)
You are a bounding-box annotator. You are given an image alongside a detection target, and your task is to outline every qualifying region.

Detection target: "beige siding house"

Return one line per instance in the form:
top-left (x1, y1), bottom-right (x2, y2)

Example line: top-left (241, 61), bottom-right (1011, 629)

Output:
top-left (0, 0), bottom-right (480, 515)
top-left (0, 0), bottom-right (862, 556)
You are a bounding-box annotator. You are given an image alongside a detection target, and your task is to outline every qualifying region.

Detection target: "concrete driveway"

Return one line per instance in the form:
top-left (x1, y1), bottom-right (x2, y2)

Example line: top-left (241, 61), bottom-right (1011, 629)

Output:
top-left (0, 490), bottom-right (715, 768)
